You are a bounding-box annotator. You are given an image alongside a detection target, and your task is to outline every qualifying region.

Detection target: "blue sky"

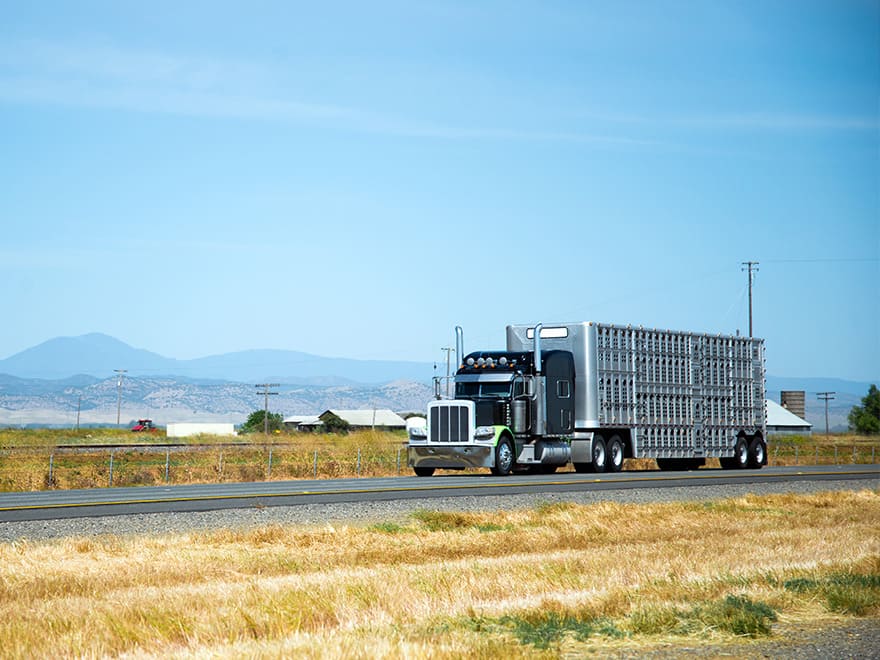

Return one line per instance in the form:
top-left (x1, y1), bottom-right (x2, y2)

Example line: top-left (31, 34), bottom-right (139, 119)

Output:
top-left (1, 1), bottom-right (877, 382)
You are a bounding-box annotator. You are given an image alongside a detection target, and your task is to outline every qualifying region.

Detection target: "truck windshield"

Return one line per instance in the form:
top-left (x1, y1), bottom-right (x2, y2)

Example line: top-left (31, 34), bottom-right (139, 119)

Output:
top-left (455, 382), bottom-right (513, 398)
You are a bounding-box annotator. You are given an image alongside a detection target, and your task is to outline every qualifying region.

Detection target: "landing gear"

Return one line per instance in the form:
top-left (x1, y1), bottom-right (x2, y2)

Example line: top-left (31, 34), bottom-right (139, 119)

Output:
top-left (657, 458), bottom-right (705, 471)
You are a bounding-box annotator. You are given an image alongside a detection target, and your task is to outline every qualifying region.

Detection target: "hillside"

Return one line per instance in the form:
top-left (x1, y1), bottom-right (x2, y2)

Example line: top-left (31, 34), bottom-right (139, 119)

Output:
top-left (0, 333), bottom-right (434, 385)
top-left (0, 375), bottom-right (433, 426)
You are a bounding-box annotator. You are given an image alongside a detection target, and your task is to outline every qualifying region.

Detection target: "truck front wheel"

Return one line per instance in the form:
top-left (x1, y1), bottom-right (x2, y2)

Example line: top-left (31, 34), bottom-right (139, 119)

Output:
top-left (413, 467), bottom-right (435, 477)
top-left (491, 437), bottom-right (515, 476)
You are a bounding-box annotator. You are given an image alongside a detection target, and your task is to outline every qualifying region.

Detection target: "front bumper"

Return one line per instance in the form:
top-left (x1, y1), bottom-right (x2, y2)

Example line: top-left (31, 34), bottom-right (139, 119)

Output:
top-left (408, 444), bottom-right (494, 470)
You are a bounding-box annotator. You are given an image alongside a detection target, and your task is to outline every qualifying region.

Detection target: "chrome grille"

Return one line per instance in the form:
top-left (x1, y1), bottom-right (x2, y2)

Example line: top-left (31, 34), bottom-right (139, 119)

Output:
top-left (429, 404), bottom-right (470, 443)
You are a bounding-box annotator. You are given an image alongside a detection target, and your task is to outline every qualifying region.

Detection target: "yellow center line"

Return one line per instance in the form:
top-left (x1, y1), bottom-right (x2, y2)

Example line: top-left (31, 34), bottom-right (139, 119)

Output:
top-left (0, 468), bottom-right (876, 512)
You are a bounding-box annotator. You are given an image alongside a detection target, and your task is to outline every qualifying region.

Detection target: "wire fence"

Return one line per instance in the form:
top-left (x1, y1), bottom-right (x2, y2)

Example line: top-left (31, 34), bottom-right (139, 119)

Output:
top-left (0, 441), bottom-right (877, 492)
top-left (0, 444), bottom-right (409, 491)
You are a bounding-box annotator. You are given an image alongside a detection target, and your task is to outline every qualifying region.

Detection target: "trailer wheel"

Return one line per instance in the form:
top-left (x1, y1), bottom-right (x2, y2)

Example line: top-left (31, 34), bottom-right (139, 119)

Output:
top-left (747, 437), bottom-right (766, 469)
top-left (491, 437), bottom-right (515, 476)
top-left (413, 466), bottom-right (435, 477)
top-left (607, 436), bottom-right (624, 473)
top-left (720, 436), bottom-right (749, 470)
top-left (590, 435), bottom-right (607, 473)
top-left (732, 436), bottom-right (749, 469)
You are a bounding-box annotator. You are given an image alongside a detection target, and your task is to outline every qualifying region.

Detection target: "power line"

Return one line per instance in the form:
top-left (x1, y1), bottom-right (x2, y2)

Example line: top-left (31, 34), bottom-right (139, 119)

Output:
top-left (114, 369), bottom-right (127, 427)
top-left (817, 391), bottom-right (835, 437)
top-left (255, 383), bottom-right (280, 435)
top-left (741, 261), bottom-right (759, 337)
top-left (760, 257), bottom-right (878, 264)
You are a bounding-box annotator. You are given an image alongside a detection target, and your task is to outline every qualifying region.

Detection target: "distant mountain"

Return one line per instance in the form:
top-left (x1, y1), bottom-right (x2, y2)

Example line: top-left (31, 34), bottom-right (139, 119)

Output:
top-left (0, 374), bottom-right (434, 426)
top-left (0, 333), bottom-right (434, 385)
top-left (0, 334), bottom-right (179, 380)
top-left (765, 376), bottom-right (876, 397)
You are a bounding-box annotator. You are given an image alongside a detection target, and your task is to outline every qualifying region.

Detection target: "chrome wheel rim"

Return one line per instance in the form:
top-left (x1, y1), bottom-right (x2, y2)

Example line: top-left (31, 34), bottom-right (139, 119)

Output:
top-left (497, 443), bottom-right (513, 472)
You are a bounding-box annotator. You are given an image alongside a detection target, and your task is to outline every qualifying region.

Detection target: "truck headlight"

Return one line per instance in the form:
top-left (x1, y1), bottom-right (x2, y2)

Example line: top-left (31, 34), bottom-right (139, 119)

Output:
top-left (408, 426), bottom-right (428, 440)
top-left (474, 426), bottom-right (495, 440)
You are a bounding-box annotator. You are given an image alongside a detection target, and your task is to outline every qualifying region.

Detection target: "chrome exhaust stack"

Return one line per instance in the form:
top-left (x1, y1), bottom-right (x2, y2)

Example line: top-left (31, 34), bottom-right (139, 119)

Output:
top-left (533, 323), bottom-right (543, 374)
top-left (532, 323), bottom-right (545, 436)
top-left (455, 325), bottom-right (464, 368)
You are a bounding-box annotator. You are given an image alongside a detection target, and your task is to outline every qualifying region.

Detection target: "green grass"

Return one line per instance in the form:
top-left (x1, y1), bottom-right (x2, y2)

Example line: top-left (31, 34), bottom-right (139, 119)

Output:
top-left (456, 595), bottom-right (778, 651)
top-left (784, 573), bottom-right (880, 616)
top-left (498, 611), bottom-right (624, 649)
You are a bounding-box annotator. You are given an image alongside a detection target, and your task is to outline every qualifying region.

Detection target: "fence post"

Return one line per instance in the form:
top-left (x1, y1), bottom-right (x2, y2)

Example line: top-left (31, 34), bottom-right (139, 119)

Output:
top-left (397, 447), bottom-right (401, 475)
top-left (165, 449), bottom-right (170, 483)
top-left (815, 445), bottom-right (819, 465)
top-left (268, 448), bottom-right (273, 479)
top-left (834, 446), bottom-right (838, 465)
top-left (873, 445), bottom-right (876, 464)
top-left (853, 446), bottom-right (857, 465)
top-left (109, 451), bottom-right (114, 487)
top-left (48, 454), bottom-right (54, 487)
top-left (219, 451), bottom-right (223, 480)
top-left (357, 447), bottom-right (362, 477)
top-left (313, 450), bottom-right (318, 479)
top-left (795, 446), bottom-right (799, 465)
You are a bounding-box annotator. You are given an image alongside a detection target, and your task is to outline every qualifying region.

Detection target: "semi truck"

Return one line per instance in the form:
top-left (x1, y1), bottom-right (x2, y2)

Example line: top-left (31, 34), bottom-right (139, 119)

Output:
top-left (408, 322), bottom-right (766, 475)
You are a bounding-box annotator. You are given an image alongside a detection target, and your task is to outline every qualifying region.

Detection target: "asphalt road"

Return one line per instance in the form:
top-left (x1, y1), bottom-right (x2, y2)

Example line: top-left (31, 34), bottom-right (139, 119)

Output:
top-left (0, 464), bottom-right (876, 522)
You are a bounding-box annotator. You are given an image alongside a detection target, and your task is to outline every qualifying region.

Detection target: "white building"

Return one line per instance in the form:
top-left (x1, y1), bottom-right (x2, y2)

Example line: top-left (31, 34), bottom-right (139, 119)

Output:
top-left (766, 399), bottom-right (812, 435)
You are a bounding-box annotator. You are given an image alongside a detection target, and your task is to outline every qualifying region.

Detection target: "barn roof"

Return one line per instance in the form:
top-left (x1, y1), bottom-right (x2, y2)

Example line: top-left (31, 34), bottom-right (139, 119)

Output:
top-left (321, 409), bottom-right (406, 427)
top-left (766, 399), bottom-right (812, 429)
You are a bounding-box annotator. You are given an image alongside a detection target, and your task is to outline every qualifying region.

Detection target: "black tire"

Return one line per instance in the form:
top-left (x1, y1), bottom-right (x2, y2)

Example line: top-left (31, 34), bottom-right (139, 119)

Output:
top-left (607, 436), bottom-right (624, 473)
top-left (720, 436), bottom-right (749, 469)
top-left (748, 437), bottom-right (766, 469)
top-left (491, 437), bottom-right (515, 476)
top-left (413, 466), bottom-right (435, 477)
top-left (590, 435), bottom-right (607, 473)
top-left (732, 436), bottom-right (749, 469)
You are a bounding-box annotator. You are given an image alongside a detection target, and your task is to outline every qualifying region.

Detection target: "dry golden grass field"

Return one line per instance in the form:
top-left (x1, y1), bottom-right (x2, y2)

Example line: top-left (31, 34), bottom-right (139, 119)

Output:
top-left (0, 490), bottom-right (877, 658)
top-left (0, 429), bottom-right (877, 492)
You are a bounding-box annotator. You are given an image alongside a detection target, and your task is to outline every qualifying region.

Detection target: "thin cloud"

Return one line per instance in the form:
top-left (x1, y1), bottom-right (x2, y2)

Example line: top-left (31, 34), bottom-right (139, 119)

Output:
top-left (575, 109), bottom-right (879, 133)
top-left (3, 40), bottom-right (872, 147)
top-left (0, 40), bottom-right (674, 147)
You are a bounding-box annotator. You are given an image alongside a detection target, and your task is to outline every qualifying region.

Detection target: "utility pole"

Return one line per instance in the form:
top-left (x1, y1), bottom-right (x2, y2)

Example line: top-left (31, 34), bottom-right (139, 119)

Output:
top-left (440, 347), bottom-right (454, 398)
top-left (741, 261), bottom-right (759, 337)
top-left (76, 395), bottom-right (81, 432)
top-left (255, 383), bottom-right (280, 435)
top-left (817, 392), bottom-right (835, 437)
top-left (114, 369), bottom-right (127, 427)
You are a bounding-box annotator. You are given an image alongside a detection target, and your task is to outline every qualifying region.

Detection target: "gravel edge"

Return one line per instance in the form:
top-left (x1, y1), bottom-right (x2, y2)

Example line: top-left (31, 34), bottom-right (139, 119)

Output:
top-left (1, 478), bottom-right (876, 542)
